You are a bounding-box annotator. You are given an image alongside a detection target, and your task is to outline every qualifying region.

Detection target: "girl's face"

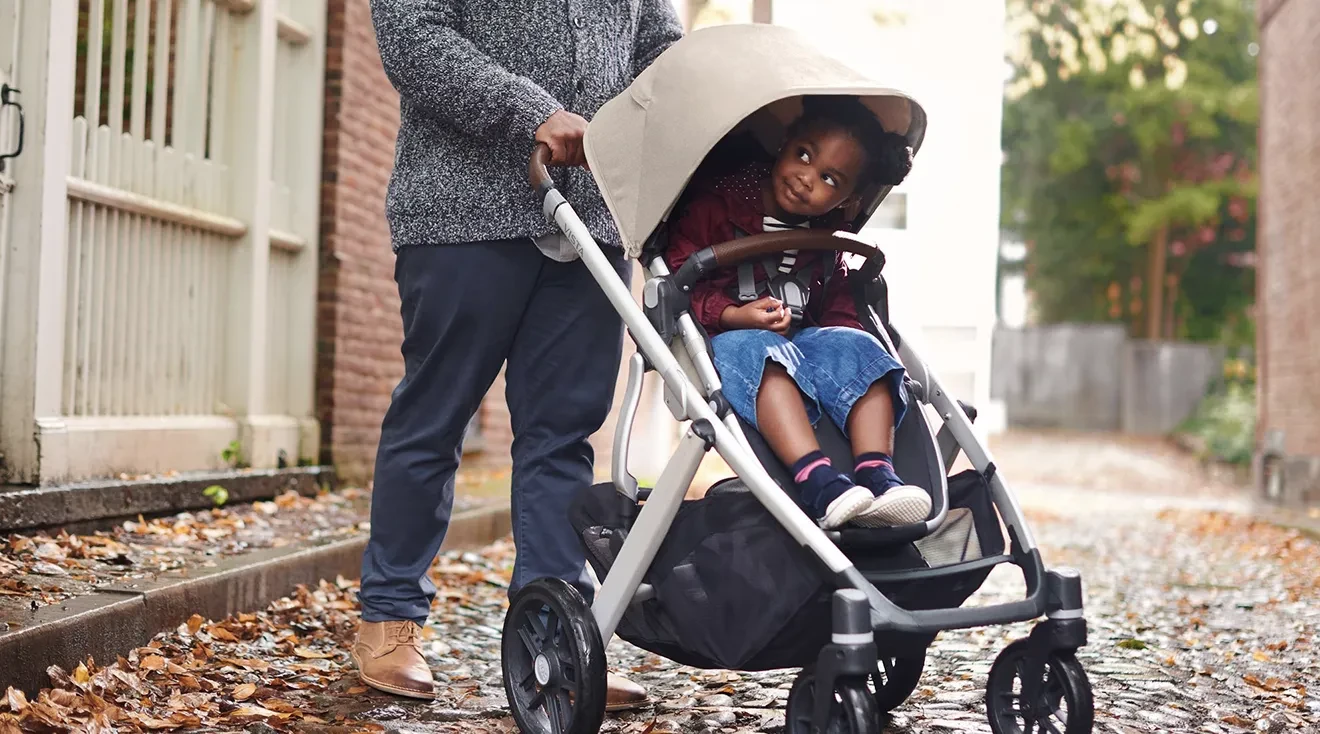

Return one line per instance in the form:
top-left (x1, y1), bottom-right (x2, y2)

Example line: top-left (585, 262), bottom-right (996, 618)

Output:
top-left (769, 125), bottom-right (867, 218)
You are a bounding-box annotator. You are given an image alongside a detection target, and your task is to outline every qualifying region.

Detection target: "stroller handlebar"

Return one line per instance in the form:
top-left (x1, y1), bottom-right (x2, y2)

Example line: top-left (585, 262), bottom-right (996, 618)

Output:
top-left (529, 143), bottom-right (555, 196)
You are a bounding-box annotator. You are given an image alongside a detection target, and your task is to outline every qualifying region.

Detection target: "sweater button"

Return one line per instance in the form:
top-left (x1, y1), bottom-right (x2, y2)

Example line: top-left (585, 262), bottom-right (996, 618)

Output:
top-left (573, 16), bottom-right (585, 28)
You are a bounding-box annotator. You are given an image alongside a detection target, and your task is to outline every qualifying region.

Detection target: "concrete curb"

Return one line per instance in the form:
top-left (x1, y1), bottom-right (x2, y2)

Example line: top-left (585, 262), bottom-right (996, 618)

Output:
top-left (0, 466), bottom-right (337, 532)
top-left (0, 501), bottom-right (511, 695)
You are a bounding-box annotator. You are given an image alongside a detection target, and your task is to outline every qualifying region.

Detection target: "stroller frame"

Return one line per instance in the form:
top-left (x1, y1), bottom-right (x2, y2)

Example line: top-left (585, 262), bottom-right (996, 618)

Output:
top-left (531, 146), bottom-right (1084, 643)
top-left (505, 142), bottom-right (1093, 733)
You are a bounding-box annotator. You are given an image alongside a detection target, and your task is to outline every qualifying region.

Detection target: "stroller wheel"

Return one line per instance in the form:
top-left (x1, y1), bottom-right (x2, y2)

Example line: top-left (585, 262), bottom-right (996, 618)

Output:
top-left (986, 639), bottom-right (1094, 734)
top-left (871, 655), bottom-right (925, 712)
top-left (786, 669), bottom-right (881, 734)
top-left (501, 578), bottom-right (607, 734)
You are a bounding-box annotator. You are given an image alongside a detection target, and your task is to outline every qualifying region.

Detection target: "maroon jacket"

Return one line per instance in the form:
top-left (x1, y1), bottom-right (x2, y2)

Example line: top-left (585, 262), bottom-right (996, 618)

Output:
top-left (664, 161), bottom-right (864, 336)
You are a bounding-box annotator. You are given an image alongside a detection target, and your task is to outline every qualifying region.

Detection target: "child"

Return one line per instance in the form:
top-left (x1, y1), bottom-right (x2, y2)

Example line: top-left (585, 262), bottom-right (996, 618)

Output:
top-left (666, 96), bottom-right (932, 530)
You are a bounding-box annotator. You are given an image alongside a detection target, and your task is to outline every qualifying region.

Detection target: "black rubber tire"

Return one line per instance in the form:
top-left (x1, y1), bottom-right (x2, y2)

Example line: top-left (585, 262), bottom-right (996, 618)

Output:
top-left (872, 655), bottom-right (925, 712)
top-left (785, 669), bottom-right (881, 734)
top-left (986, 639), bottom-right (1095, 734)
top-left (501, 578), bottom-right (608, 734)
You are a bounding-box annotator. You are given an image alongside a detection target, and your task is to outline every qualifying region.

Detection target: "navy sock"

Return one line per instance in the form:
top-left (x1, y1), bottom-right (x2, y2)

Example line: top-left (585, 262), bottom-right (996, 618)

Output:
top-left (791, 451), bottom-right (856, 518)
top-left (854, 452), bottom-right (905, 495)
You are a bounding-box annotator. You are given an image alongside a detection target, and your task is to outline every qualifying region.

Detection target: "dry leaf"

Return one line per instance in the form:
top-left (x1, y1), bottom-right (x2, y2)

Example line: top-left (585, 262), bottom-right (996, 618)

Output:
top-left (73, 662), bottom-right (91, 684)
top-left (207, 625), bottom-right (239, 642)
top-left (293, 646), bottom-right (334, 659)
top-left (186, 614), bottom-right (204, 635)
top-left (138, 655), bottom-right (166, 672)
top-left (3, 688), bottom-right (28, 714)
top-left (233, 683), bottom-right (257, 701)
top-left (228, 704), bottom-right (285, 720)
top-left (346, 686), bottom-right (369, 695)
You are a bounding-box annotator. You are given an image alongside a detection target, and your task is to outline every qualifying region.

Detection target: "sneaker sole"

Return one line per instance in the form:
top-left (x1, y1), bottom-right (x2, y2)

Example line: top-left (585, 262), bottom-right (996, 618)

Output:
top-left (853, 487), bottom-right (932, 528)
top-left (818, 486), bottom-right (875, 529)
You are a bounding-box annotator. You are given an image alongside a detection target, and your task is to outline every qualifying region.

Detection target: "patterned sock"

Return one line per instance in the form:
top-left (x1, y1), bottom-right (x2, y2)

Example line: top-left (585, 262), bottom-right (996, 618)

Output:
top-left (854, 452), bottom-right (905, 495)
top-left (791, 451), bottom-right (856, 518)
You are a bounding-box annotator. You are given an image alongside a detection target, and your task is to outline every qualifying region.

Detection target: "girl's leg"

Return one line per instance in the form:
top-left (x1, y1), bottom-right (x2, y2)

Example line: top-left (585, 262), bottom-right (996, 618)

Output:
top-left (755, 365), bottom-right (873, 528)
top-left (794, 327), bottom-right (932, 527)
top-left (711, 330), bottom-right (872, 529)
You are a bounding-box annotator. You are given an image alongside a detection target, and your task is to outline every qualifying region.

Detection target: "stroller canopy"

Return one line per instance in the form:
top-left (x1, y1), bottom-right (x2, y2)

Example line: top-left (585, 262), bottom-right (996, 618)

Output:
top-left (584, 23), bottom-right (928, 259)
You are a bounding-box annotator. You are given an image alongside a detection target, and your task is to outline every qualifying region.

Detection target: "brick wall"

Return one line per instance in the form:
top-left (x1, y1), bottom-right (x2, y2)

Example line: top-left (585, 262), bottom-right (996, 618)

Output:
top-left (1256, 0), bottom-right (1320, 506)
top-left (316, 0), bottom-right (654, 486)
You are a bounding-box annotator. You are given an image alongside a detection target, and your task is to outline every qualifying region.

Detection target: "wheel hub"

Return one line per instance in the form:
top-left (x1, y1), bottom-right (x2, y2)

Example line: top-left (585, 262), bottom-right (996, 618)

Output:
top-left (534, 654), bottom-right (552, 686)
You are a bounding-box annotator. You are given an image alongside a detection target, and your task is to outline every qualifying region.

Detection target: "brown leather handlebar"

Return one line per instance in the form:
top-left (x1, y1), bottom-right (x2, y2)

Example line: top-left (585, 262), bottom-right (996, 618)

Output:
top-left (529, 143), bottom-right (554, 193)
top-left (710, 229), bottom-right (882, 268)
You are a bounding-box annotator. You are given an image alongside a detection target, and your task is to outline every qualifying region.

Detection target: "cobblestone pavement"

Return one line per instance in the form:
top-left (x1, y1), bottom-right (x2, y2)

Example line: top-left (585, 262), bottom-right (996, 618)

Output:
top-left (333, 433), bottom-right (1318, 734)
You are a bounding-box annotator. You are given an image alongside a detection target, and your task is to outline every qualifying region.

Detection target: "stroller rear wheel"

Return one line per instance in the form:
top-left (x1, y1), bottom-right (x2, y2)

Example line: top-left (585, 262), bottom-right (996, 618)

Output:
top-left (786, 669), bottom-right (881, 734)
top-left (871, 654), bottom-right (926, 712)
top-left (986, 639), bottom-right (1094, 734)
top-left (501, 578), bottom-right (607, 734)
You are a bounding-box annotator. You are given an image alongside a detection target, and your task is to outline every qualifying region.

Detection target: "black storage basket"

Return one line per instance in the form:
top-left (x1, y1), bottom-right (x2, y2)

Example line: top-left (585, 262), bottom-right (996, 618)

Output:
top-left (569, 469), bottom-right (1005, 671)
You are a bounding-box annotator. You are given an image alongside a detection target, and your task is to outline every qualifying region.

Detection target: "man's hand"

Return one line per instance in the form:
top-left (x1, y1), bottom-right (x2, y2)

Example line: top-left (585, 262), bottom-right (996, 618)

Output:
top-left (535, 110), bottom-right (589, 167)
top-left (720, 297), bottom-right (792, 335)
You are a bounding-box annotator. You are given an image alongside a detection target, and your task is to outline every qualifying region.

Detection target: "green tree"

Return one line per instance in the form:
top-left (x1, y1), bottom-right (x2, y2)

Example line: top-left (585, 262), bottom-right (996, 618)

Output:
top-left (1002, 0), bottom-right (1258, 345)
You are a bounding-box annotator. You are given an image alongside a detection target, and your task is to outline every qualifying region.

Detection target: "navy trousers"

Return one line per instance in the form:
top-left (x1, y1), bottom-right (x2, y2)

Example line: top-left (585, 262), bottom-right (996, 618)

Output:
top-left (359, 240), bottom-right (629, 624)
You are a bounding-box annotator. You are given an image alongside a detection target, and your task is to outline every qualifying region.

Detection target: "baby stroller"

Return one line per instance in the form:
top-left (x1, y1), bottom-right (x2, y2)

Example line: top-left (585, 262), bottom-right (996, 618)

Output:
top-left (500, 24), bottom-right (1094, 734)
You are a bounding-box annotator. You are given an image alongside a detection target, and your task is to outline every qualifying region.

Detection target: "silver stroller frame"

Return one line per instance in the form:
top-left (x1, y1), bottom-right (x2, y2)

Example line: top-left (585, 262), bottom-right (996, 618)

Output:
top-left (504, 146), bottom-right (1094, 734)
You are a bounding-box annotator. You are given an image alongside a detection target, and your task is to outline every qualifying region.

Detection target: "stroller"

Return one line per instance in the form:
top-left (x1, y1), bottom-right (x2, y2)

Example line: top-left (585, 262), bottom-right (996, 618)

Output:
top-left (500, 23), bottom-right (1094, 734)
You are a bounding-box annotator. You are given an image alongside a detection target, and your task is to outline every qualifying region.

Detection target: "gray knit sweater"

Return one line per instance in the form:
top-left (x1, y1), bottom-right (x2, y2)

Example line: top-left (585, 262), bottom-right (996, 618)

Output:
top-left (369, 1), bottom-right (684, 249)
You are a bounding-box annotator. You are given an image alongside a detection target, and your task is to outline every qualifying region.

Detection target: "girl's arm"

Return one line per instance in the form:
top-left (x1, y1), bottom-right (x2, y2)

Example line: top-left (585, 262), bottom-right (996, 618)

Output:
top-left (664, 196), bottom-right (740, 333)
top-left (816, 255), bottom-right (865, 331)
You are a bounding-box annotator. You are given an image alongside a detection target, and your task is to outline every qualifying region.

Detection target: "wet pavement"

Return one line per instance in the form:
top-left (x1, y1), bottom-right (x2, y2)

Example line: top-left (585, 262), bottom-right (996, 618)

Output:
top-left (2, 431), bottom-right (1318, 733)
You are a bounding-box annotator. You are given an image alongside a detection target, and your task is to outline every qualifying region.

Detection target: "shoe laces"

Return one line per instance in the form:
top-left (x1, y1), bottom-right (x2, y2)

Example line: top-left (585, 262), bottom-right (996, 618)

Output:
top-left (386, 621), bottom-right (421, 648)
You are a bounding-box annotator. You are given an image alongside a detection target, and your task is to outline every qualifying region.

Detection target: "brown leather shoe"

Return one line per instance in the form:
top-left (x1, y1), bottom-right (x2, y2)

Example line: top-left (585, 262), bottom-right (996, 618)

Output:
top-left (605, 671), bottom-right (650, 712)
top-left (351, 620), bottom-right (436, 700)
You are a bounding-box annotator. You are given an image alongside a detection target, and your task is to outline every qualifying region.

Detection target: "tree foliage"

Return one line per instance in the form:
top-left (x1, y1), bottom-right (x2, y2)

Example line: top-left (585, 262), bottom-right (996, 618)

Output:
top-left (1002, 0), bottom-right (1258, 345)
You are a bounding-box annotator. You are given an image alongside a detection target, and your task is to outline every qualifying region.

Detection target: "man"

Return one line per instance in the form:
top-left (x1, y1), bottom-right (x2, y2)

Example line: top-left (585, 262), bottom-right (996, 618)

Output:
top-left (353, 0), bottom-right (684, 711)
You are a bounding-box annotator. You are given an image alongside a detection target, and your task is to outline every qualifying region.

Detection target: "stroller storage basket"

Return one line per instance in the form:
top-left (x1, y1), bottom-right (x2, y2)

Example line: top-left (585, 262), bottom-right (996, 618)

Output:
top-left (569, 469), bottom-right (1005, 671)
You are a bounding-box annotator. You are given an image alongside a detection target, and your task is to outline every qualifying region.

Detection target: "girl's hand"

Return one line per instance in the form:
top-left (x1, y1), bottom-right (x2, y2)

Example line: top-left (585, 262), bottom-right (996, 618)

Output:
top-left (720, 297), bottom-right (792, 334)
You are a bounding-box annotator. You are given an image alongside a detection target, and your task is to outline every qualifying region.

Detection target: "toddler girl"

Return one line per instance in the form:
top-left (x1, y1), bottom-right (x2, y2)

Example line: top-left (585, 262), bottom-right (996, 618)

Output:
top-left (666, 96), bottom-right (932, 530)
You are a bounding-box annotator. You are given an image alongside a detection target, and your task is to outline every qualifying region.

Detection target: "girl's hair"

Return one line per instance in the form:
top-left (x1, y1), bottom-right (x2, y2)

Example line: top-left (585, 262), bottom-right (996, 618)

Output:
top-left (787, 95), bottom-right (913, 188)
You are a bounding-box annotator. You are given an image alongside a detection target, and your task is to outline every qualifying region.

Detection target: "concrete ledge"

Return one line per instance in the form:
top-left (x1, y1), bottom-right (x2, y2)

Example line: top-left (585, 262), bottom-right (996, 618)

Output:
top-left (0, 501), bottom-right (511, 695)
top-left (0, 465), bottom-right (336, 532)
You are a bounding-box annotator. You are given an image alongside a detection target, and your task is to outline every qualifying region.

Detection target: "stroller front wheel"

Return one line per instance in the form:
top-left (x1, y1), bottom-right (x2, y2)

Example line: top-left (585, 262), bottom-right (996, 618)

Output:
top-left (986, 638), bottom-right (1094, 734)
top-left (501, 578), bottom-right (608, 734)
top-left (786, 669), bottom-right (881, 734)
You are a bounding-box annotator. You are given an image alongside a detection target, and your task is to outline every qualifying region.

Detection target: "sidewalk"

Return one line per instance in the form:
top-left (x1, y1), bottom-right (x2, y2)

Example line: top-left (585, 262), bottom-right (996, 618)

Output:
top-left (0, 464), bottom-right (514, 698)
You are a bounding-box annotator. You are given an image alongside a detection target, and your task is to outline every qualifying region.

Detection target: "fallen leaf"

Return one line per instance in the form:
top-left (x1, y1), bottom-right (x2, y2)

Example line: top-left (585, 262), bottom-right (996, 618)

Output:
top-left (138, 655), bottom-right (166, 672)
top-left (293, 646), bottom-right (335, 659)
top-left (207, 625), bottom-right (239, 642)
top-left (1117, 638), bottom-right (1148, 650)
top-left (346, 686), bottom-right (369, 695)
top-left (186, 614), bottom-right (204, 635)
top-left (1222, 714), bottom-right (1254, 727)
top-left (3, 688), bottom-right (28, 714)
top-left (228, 704), bottom-right (286, 720)
top-left (73, 663), bottom-right (91, 684)
top-left (233, 683), bottom-right (257, 701)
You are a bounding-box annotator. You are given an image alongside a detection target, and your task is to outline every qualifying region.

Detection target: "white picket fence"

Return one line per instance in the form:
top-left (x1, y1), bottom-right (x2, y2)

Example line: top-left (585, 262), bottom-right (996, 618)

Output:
top-left (0, 0), bottom-right (325, 484)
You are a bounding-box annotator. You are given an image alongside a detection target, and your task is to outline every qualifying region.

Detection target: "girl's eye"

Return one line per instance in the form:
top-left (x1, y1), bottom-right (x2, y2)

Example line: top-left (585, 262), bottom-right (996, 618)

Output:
top-left (798, 149), bottom-right (810, 163)
top-left (822, 174), bottom-right (837, 188)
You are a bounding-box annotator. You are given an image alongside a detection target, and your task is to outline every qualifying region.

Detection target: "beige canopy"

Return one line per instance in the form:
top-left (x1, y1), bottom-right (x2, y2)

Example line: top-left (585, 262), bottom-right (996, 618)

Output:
top-left (584, 22), bottom-right (928, 259)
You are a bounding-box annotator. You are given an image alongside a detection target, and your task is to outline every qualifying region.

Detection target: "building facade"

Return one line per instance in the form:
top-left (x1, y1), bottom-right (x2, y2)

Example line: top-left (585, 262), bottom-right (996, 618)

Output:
top-left (1256, 0), bottom-right (1320, 509)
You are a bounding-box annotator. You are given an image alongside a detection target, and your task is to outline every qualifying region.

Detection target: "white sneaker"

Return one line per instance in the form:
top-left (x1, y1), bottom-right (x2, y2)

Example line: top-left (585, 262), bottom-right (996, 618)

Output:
top-left (817, 485), bottom-right (875, 530)
top-left (852, 485), bottom-right (932, 528)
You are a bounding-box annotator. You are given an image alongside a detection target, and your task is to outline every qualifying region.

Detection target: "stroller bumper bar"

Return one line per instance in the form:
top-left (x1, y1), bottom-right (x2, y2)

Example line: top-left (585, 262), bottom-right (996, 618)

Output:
top-left (670, 229), bottom-right (884, 293)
